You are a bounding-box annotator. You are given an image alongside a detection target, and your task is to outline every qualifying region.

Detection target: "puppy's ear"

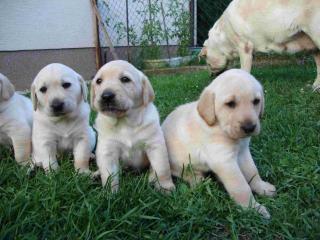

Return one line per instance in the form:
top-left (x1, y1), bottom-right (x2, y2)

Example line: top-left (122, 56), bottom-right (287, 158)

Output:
top-left (31, 84), bottom-right (38, 111)
top-left (197, 88), bottom-right (215, 126)
top-left (77, 74), bottom-right (88, 102)
top-left (140, 71), bottom-right (155, 106)
top-left (259, 89), bottom-right (265, 119)
top-left (0, 74), bottom-right (15, 100)
top-left (90, 80), bottom-right (96, 111)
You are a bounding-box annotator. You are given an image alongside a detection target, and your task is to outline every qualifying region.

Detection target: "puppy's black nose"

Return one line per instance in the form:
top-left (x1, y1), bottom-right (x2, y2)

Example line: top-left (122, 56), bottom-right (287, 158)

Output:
top-left (101, 90), bottom-right (115, 102)
top-left (51, 99), bottom-right (64, 112)
top-left (241, 122), bottom-right (256, 134)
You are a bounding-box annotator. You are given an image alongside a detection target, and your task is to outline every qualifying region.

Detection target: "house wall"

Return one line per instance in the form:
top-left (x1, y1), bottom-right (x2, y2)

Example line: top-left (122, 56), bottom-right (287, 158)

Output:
top-left (0, 0), bottom-right (95, 50)
top-left (0, 0), bottom-right (97, 90)
top-left (0, 49), bottom-right (96, 90)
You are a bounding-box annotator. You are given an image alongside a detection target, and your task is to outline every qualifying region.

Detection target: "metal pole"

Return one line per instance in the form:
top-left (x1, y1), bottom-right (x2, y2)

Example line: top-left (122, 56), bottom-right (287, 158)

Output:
top-left (91, 0), bottom-right (119, 60)
top-left (92, 0), bottom-right (102, 68)
top-left (126, 0), bottom-right (131, 61)
top-left (193, 0), bottom-right (197, 46)
top-left (148, 0), bottom-right (154, 45)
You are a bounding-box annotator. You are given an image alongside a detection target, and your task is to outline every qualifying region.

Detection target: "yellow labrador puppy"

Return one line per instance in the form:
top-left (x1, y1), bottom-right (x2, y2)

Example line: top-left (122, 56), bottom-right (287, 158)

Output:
top-left (0, 73), bottom-right (32, 165)
top-left (162, 69), bottom-right (276, 218)
top-left (200, 0), bottom-right (320, 90)
top-left (31, 63), bottom-right (96, 173)
top-left (91, 60), bottom-right (175, 192)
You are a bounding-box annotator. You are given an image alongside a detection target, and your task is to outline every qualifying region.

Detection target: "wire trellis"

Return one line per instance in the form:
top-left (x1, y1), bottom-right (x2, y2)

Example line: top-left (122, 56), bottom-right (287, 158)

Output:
top-left (94, 0), bottom-right (230, 68)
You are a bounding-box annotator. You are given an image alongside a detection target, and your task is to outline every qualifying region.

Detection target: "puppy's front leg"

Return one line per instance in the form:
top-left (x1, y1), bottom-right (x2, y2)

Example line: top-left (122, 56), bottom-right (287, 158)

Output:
top-left (146, 138), bottom-right (175, 192)
top-left (10, 127), bottom-right (32, 166)
top-left (211, 160), bottom-right (270, 218)
top-left (33, 142), bottom-right (58, 172)
top-left (238, 148), bottom-right (276, 197)
top-left (73, 137), bottom-right (91, 174)
top-left (96, 141), bottom-right (120, 192)
top-left (239, 42), bottom-right (253, 72)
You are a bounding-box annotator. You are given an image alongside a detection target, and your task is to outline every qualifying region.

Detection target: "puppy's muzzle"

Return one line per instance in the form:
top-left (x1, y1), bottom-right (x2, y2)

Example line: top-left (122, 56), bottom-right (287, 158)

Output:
top-left (99, 89), bottom-right (127, 115)
top-left (50, 99), bottom-right (65, 114)
top-left (101, 90), bottom-right (116, 103)
top-left (241, 122), bottom-right (256, 134)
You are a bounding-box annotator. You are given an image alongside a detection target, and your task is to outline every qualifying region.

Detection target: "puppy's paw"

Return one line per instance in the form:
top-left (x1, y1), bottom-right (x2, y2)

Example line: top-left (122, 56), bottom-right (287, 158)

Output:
top-left (161, 181), bottom-right (176, 193)
top-left (77, 168), bottom-right (92, 175)
top-left (26, 163), bottom-right (36, 177)
top-left (111, 183), bottom-right (119, 193)
top-left (101, 176), bottom-right (119, 193)
top-left (153, 180), bottom-right (176, 194)
top-left (148, 172), bottom-right (175, 193)
top-left (44, 162), bottom-right (60, 173)
top-left (254, 181), bottom-right (276, 197)
top-left (254, 203), bottom-right (271, 219)
top-left (312, 81), bottom-right (320, 92)
top-left (91, 170), bottom-right (100, 180)
top-left (90, 153), bottom-right (96, 160)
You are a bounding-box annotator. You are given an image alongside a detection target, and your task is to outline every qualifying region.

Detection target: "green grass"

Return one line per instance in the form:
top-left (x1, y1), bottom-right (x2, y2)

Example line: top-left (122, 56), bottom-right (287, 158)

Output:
top-left (1, 63), bottom-right (320, 239)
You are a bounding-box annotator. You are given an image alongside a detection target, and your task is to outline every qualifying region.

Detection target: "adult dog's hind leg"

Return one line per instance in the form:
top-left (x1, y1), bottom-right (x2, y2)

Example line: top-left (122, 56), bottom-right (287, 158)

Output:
top-left (239, 42), bottom-right (253, 72)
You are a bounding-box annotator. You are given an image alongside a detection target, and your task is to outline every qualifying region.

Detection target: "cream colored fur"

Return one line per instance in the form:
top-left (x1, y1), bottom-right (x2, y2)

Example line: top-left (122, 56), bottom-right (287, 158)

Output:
top-left (91, 60), bottom-right (175, 192)
top-left (200, 0), bottom-right (320, 90)
top-left (31, 63), bottom-right (95, 173)
top-left (0, 73), bottom-right (33, 165)
top-left (162, 69), bottom-right (276, 218)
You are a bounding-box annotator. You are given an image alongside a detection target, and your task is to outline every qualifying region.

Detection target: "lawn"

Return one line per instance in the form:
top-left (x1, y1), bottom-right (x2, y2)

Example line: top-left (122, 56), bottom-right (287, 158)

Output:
top-left (1, 62), bottom-right (319, 239)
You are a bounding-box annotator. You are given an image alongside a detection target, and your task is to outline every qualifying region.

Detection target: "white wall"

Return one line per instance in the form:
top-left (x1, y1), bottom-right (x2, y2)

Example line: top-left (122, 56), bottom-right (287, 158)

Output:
top-left (0, 0), bottom-right (95, 51)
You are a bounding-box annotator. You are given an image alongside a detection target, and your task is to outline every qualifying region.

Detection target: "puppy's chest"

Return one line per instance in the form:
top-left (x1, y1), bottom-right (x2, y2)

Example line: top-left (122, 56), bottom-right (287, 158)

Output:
top-left (57, 134), bottom-right (75, 150)
top-left (115, 127), bottom-right (148, 164)
top-left (199, 140), bottom-right (244, 166)
top-left (116, 127), bottom-right (148, 151)
top-left (53, 124), bottom-right (84, 150)
top-left (102, 124), bottom-right (151, 159)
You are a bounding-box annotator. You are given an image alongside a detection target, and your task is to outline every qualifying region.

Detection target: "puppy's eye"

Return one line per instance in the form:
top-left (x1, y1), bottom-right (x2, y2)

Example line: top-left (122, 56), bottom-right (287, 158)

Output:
top-left (62, 82), bottom-right (71, 89)
top-left (96, 78), bottom-right (102, 85)
top-left (253, 98), bottom-right (260, 105)
top-left (39, 86), bottom-right (47, 93)
top-left (120, 76), bottom-right (131, 83)
top-left (226, 100), bottom-right (236, 108)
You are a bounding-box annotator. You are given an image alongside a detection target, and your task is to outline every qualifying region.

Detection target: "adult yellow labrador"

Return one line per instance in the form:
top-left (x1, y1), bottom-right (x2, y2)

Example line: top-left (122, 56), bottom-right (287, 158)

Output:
top-left (200, 0), bottom-right (320, 90)
top-left (162, 69), bottom-right (276, 218)
top-left (91, 60), bottom-right (175, 192)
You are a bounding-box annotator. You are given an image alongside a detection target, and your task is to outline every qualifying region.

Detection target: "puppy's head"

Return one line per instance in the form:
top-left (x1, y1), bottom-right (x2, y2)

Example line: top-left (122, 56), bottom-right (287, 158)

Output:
top-left (90, 60), bottom-right (154, 118)
top-left (0, 73), bottom-right (15, 102)
top-left (31, 63), bottom-right (88, 116)
top-left (197, 69), bottom-right (264, 139)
